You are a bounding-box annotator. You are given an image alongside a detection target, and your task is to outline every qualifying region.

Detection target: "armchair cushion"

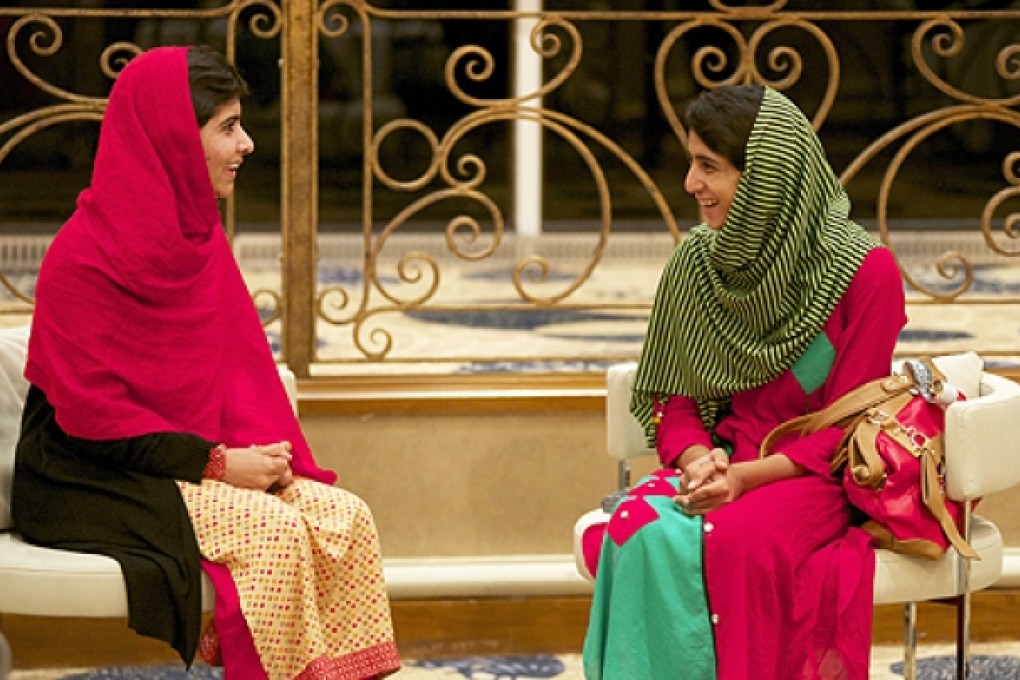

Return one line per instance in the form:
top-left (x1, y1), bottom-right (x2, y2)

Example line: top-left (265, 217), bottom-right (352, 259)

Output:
top-left (873, 515), bottom-right (1002, 604)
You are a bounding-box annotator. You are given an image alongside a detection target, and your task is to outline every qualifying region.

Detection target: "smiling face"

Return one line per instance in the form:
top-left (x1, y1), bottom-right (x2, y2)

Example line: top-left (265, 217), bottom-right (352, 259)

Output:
top-left (199, 98), bottom-right (254, 199)
top-left (684, 130), bottom-right (742, 231)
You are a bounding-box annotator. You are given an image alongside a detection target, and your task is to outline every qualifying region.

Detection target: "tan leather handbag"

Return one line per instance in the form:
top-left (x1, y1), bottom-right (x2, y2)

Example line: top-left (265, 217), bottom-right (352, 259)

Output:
top-left (762, 358), bottom-right (978, 560)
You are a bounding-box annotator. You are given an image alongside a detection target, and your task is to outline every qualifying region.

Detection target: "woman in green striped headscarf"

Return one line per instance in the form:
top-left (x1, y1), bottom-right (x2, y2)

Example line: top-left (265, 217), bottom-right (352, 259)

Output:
top-left (582, 85), bottom-right (907, 679)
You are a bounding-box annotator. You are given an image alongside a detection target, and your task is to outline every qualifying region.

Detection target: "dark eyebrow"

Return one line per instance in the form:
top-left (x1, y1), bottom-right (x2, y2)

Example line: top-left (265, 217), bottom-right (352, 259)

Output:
top-left (221, 115), bottom-right (241, 128)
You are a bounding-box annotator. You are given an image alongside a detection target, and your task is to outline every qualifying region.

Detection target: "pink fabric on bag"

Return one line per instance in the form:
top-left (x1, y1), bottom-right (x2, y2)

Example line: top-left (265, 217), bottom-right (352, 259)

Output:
top-left (24, 46), bottom-right (334, 674)
top-left (844, 389), bottom-right (969, 557)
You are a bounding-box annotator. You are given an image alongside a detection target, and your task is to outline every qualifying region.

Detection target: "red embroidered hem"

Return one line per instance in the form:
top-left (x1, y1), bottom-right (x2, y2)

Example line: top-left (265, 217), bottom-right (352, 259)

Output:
top-left (295, 641), bottom-right (401, 680)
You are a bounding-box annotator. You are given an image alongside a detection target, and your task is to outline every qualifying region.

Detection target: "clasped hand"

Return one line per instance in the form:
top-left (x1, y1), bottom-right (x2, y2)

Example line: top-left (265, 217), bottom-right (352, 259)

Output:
top-left (675, 447), bottom-right (738, 515)
top-left (222, 441), bottom-right (294, 491)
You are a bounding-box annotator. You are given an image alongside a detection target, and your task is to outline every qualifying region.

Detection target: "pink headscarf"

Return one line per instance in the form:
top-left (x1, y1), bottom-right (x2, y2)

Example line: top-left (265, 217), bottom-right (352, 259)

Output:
top-left (26, 46), bottom-right (333, 486)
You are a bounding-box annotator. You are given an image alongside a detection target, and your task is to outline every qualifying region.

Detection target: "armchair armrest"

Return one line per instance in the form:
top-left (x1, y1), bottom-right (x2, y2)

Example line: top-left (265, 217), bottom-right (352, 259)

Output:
top-left (606, 362), bottom-right (655, 462)
top-left (278, 365), bottom-right (298, 414)
top-left (944, 371), bottom-right (1020, 501)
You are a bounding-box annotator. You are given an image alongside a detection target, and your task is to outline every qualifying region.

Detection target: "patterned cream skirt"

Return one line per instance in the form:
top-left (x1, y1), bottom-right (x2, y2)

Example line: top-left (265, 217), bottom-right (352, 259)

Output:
top-left (180, 478), bottom-right (400, 679)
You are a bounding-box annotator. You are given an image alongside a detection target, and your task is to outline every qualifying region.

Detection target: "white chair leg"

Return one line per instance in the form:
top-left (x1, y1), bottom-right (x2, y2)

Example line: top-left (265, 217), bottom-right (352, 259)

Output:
top-left (903, 601), bottom-right (918, 680)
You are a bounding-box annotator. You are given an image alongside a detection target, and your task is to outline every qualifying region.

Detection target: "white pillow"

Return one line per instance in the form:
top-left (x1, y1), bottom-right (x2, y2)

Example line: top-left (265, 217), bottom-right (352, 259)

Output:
top-left (0, 326), bottom-right (30, 530)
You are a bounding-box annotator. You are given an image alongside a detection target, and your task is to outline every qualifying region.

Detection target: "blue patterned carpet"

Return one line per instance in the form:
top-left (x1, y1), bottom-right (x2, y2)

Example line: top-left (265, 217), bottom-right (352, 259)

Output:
top-left (890, 655), bottom-right (1020, 679)
top-left (15, 651), bottom-right (1020, 679)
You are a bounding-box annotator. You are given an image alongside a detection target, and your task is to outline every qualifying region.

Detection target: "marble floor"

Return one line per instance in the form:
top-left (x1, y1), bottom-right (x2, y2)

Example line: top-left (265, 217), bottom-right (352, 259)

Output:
top-left (4, 231), bottom-right (1020, 376)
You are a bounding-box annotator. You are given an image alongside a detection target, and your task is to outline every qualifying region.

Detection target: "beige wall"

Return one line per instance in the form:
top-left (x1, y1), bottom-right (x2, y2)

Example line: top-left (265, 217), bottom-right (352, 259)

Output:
top-left (301, 406), bottom-right (623, 558)
top-left (977, 493), bottom-right (1019, 545)
top-left (298, 396), bottom-right (1020, 560)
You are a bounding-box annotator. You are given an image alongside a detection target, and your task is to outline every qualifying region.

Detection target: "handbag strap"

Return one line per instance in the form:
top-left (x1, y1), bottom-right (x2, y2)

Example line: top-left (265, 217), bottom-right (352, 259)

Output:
top-left (843, 391), bottom-right (917, 485)
top-left (920, 446), bottom-right (980, 559)
top-left (759, 371), bottom-right (917, 459)
top-left (759, 357), bottom-right (948, 462)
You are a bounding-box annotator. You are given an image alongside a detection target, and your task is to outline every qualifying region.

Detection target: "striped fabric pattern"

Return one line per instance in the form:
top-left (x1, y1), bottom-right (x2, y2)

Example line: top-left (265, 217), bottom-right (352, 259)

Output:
top-left (631, 87), bottom-right (878, 440)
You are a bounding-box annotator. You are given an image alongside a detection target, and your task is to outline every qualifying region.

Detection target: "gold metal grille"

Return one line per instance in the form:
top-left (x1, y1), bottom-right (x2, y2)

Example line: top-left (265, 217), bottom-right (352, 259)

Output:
top-left (2, 2), bottom-right (1018, 377)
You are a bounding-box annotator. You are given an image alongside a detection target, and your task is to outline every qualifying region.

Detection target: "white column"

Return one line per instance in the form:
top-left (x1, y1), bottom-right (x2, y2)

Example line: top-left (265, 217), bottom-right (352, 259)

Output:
top-left (513, 0), bottom-right (543, 238)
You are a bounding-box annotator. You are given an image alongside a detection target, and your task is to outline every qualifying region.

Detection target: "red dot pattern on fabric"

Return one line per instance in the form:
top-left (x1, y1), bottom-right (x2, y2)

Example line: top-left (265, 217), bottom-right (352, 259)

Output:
top-left (180, 479), bottom-right (401, 679)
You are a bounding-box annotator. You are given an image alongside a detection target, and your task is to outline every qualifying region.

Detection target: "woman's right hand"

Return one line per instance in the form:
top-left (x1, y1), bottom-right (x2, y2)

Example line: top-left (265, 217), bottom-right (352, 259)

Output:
top-left (221, 443), bottom-right (293, 490)
top-left (675, 447), bottom-right (730, 514)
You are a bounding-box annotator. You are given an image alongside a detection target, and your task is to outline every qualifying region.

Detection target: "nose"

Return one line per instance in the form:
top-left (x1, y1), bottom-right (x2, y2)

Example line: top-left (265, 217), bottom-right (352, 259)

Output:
top-left (239, 126), bottom-right (255, 156)
top-left (684, 165), bottom-right (701, 195)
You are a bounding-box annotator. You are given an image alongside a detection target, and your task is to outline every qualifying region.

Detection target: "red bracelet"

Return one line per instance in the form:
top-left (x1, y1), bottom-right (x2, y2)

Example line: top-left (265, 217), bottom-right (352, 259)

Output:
top-left (203, 444), bottom-right (227, 481)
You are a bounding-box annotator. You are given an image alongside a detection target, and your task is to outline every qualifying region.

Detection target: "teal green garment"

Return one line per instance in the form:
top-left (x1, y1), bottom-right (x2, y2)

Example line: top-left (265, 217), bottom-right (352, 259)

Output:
top-left (582, 479), bottom-right (716, 680)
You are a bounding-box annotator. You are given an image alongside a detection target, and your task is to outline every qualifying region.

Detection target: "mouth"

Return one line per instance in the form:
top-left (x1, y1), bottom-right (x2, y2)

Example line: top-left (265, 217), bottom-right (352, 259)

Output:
top-left (696, 197), bottom-right (724, 229)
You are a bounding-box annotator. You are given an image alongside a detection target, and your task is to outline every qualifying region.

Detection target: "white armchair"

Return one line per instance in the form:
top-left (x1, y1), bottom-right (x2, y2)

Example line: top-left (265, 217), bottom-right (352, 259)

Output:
top-left (573, 355), bottom-right (1020, 680)
top-left (0, 325), bottom-right (299, 675)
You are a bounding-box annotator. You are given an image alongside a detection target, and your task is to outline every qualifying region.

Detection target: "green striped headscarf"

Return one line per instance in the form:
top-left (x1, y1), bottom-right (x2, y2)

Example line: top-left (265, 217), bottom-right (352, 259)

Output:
top-left (631, 86), bottom-right (878, 442)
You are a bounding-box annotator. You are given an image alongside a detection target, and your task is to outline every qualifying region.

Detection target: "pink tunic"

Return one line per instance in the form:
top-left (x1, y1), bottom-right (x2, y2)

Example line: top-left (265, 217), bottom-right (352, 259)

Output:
top-left (657, 247), bottom-right (906, 679)
top-left (583, 247), bottom-right (907, 679)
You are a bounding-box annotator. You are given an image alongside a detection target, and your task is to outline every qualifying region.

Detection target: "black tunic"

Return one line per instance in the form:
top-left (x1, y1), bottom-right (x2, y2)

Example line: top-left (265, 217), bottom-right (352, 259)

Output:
top-left (11, 385), bottom-right (216, 663)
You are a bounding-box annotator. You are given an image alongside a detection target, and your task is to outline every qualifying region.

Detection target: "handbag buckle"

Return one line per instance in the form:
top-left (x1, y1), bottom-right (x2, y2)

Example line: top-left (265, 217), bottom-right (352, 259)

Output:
top-left (903, 359), bottom-right (943, 404)
top-left (867, 408), bottom-right (894, 427)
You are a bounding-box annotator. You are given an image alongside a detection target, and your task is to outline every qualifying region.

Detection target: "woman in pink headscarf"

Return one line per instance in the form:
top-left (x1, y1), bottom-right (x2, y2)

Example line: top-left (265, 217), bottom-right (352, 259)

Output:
top-left (12, 45), bottom-right (400, 679)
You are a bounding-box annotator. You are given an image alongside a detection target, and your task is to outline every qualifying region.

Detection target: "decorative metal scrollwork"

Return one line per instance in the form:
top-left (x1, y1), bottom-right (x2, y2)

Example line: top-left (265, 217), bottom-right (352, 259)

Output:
top-left (2, 3), bottom-right (1019, 366)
